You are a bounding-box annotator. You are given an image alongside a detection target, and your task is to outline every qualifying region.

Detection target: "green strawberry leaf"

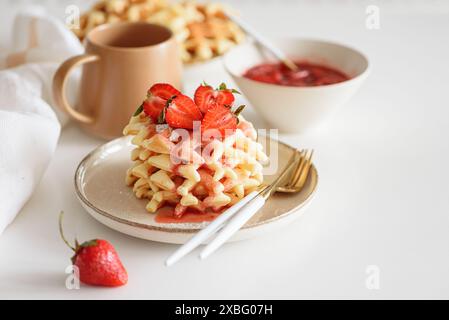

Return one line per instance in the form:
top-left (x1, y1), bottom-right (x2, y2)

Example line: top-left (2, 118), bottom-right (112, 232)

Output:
top-left (217, 82), bottom-right (240, 94)
top-left (133, 104), bottom-right (143, 116)
top-left (80, 239), bottom-right (98, 248)
top-left (234, 105), bottom-right (246, 117)
top-left (157, 107), bottom-right (166, 124)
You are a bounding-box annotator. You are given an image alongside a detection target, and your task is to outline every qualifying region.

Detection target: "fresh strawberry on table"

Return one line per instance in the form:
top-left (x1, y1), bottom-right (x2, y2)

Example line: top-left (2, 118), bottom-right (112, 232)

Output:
top-left (164, 94), bottom-right (203, 129)
top-left (201, 104), bottom-right (245, 138)
top-left (142, 83), bottom-right (181, 122)
top-left (194, 82), bottom-right (239, 114)
top-left (59, 212), bottom-right (128, 287)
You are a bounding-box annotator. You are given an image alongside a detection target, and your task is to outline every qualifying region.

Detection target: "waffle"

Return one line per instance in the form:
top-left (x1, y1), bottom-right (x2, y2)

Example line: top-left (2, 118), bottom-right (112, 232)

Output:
top-left (72, 0), bottom-right (245, 63)
top-left (123, 112), bottom-right (268, 217)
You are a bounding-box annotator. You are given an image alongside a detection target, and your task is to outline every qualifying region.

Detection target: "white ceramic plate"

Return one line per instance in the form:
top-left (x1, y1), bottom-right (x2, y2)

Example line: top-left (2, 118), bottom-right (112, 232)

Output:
top-left (75, 136), bottom-right (318, 244)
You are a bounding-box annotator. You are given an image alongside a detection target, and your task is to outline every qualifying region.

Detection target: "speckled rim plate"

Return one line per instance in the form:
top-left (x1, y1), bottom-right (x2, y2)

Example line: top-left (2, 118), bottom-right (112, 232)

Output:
top-left (74, 136), bottom-right (318, 244)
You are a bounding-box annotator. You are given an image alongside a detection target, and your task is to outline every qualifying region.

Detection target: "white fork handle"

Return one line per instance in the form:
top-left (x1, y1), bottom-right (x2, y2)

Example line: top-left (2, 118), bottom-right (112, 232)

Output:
top-left (165, 190), bottom-right (260, 266)
top-left (200, 195), bottom-right (266, 260)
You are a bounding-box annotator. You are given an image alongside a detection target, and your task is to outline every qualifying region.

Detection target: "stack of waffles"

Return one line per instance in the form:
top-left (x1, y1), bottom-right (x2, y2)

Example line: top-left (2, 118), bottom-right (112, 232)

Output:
top-left (122, 83), bottom-right (268, 218)
top-left (73, 0), bottom-right (245, 63)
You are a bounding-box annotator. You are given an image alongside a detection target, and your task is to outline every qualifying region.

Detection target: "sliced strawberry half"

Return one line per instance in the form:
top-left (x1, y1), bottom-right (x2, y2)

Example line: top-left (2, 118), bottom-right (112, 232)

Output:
top-left (194, 83), bottom-right (238, 114)
top-left (201, 104), bottom-right (245, 138)
top-left (142, 83), bottom-right (181, 122)
top-left (149, 83), bottom-right (181, 100)
top-left (165, 94), bottom-right (203, 129)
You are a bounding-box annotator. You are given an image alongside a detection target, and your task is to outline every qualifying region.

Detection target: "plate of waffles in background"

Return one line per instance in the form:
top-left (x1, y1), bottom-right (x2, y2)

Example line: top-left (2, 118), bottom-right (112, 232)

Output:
top-left (72, 0), bottom-right (246, 65)
top-left (74, 82), bottom-right (318, 244)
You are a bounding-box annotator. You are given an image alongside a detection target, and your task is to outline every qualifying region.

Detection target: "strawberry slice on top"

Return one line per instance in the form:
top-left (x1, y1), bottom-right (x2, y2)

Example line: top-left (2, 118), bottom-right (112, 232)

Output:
top-left (143, 83), bottom-right (181, 122)
top-left (194, 83), bottom-right (239, 114)
top-left (201, 104), bottom-right (245, 138)
top-left (165, 94), bottom-right (203, 129)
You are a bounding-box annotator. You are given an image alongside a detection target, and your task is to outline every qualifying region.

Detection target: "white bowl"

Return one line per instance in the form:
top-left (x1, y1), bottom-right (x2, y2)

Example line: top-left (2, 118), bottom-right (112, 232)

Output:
top-left (223, 38), bottom-right (370, 133)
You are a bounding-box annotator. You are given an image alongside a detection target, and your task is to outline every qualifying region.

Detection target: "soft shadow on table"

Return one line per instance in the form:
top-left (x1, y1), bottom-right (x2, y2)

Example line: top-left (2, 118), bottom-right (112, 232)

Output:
top-left (1, 271), bottom-right (66, 293)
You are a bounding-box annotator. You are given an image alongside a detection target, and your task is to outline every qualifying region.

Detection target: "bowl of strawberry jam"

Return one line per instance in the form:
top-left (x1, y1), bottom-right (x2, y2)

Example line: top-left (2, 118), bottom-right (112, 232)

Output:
top-left (223, 39), bottom-right (369, 133)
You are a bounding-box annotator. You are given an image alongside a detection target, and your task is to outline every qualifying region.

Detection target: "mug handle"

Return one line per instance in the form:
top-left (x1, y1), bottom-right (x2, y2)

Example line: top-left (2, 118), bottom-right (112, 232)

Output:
top-left (52, 54), bottom-right (100, 124)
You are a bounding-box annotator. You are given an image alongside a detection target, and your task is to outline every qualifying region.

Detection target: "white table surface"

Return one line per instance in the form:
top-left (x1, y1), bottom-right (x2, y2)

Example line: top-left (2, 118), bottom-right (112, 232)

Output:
top-left (1, 0), bottom-right (449, 299)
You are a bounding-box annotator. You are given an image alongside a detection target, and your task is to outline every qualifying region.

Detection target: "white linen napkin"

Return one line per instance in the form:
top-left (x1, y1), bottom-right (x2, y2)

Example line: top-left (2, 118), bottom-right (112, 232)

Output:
top-left (0, 7), bottom-right (83, 235)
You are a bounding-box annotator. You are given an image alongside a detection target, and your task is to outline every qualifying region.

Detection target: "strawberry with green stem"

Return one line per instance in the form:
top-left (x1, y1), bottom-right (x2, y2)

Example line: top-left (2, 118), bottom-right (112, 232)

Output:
top-left (59, 211), bottom-right (128, 287)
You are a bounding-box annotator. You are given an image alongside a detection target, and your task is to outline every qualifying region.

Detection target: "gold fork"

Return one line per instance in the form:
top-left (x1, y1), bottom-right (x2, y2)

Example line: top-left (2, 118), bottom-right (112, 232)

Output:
top-left (276, 149), bottom-right (314, 193)
top-left (255, 149), bottom-right (314, 202)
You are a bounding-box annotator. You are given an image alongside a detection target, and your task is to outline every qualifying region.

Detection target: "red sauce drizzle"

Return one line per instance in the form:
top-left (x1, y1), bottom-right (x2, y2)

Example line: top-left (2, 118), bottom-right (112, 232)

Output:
top-left (155, 206), bottom-right (223, 223)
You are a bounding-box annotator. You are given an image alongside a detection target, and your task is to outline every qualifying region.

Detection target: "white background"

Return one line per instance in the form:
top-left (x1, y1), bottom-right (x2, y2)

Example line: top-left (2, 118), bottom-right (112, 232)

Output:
top-left (0, 0), bottom-right (448, 299)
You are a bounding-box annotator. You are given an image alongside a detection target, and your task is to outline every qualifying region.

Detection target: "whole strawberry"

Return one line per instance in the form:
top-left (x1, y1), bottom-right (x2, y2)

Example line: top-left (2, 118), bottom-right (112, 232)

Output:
top-left (59, 212), bottom-right (128, 287)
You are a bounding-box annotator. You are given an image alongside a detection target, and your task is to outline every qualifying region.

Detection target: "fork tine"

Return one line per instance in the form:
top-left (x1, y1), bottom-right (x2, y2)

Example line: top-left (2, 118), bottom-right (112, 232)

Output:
top-left (283, 150), bottom-right (304, 188)
top-left (295, 149), bottom-right (314, 189)
top-left (288, 149), bottom-right (308, 187)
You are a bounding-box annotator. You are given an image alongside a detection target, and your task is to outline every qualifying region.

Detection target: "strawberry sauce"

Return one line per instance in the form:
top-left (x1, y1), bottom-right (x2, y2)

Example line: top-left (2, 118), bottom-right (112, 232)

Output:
top-left (244, 61), bottom-right (349, 87)
top-left (155, 206), bottom-right (222, 223)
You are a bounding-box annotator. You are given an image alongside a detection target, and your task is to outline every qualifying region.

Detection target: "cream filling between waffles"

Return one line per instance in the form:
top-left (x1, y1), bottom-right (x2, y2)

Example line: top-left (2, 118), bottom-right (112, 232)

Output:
top-left (123, 112), bottom-right (268, 217)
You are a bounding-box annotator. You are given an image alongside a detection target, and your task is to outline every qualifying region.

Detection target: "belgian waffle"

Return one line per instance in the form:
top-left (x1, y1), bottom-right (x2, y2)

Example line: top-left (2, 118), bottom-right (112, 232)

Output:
top-left (123, 112), bottom-right (268, 217)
